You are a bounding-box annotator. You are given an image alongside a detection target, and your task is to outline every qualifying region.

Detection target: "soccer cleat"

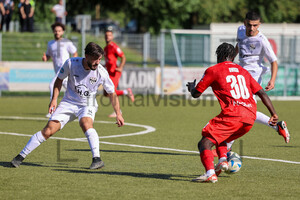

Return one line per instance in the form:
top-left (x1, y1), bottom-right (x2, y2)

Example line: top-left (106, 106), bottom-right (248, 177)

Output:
top-left (192, 173), bottom-right (218, 183)
top-left (89, 157), bottom-right (104, 170)
top-left (215, 161), bottom-right (229, 176)
top-left (277, 121), bottom-right (290, 143)
top-left (11, 154), bottom-right (25, 168)
top-left (127, 88), bottom-right (135, 102)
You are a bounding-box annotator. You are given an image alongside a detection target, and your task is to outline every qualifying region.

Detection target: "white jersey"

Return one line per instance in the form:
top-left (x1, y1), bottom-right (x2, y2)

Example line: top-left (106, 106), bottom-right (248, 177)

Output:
top-left (57, 57), bottom-right (115, 107)
top-left (46, 38), bottom-right (77, 73)
top-left (52, 4), bottom-right (65, 18)
top-left (236, 25), bottom-right (277, 80)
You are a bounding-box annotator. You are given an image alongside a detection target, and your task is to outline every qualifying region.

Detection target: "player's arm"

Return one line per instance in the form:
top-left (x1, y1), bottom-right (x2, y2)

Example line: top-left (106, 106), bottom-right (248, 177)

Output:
top-left (234, 44), bottom-right (239, 59)
top-left (20, 5), bottom-right (26, 19)
top-left (186, 79), bottom-right (202, 98)
top-left (72, 52), bottom-right (78, 57)
top-left (107, 92), bottom-right (124, 127)
top-left (42, 52), bottom-right (51, 61)
top-left (255, 89), bottom-right (278, 126)
top-left (49, 78), bottom-right (63, 114)
top-left (29, 6), bottom-right (34, 18)
top-left (0, 3), bottom-right (4, 16)
top-left (115, 54), bottom-right (126, 72)
top-left (265, 61), bottom-right (278, 91)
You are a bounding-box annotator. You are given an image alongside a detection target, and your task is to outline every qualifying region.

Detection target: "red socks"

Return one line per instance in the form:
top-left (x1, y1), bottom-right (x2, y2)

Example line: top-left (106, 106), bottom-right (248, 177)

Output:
top-left (200, 150), bottom-right (215, 171)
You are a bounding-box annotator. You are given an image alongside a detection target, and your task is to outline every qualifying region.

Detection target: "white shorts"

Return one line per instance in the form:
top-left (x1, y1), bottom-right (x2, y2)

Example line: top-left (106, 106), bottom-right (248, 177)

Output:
top-left (243, 65), bottom-right (269, 85)
top-left (49, 101), bottom-right (98, 129)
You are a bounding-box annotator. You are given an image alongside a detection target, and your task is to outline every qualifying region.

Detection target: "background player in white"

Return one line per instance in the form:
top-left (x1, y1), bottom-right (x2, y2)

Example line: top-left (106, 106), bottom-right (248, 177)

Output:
top-left (235, 11), bottom-right (290, 144)
top-left (11, 42), bottom-right (124, 169)
top-left (42, 22), bottom-right (78, 117)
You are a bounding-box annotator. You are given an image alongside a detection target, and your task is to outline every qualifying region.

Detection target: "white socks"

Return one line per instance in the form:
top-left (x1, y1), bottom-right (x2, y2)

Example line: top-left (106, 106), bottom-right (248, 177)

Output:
top-left (123, 89), bottom-right (128, 95)
top-left (20, 131), bottom-right (46, 158)
top-left (85, 128), bottom-right (100, 158)
top-left (256, 111), bottom-right (278, 131)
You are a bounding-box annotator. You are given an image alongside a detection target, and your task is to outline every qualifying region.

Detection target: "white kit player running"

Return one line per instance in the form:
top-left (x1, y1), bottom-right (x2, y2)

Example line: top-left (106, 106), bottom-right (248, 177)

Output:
top-left (11, 42), bottom-right (124, 169)
top-left (232, 11), bottom-right (290, 148)
top-left (42, 22), bottom-right (77, 117)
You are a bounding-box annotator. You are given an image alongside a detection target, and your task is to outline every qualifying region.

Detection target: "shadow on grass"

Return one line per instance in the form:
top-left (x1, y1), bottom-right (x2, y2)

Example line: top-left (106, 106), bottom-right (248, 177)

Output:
top-left (0, 161), bottom-right (44, 168)
top-left (66, 149), bottom-right (198, 156)
top-left (53, 168), bottom-right (195, 182)
top-left (271, 145), bottom-right (300, 148)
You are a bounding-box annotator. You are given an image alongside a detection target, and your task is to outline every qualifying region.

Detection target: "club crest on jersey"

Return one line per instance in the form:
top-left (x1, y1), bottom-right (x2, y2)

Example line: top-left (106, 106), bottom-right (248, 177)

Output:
top-left (89, 77), bottom-right (97, 85)
top-left (249, 43), bottom-right (256, 50)
top-left (60, 68), bottom-right (64, 73)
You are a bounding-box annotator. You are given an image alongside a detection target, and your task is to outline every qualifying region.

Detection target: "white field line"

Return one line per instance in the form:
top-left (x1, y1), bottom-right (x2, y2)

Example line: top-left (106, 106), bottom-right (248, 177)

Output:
top-left (0, 116), bottom-right (156, 139)
top-left (1, 131), bottom-right (300, 165)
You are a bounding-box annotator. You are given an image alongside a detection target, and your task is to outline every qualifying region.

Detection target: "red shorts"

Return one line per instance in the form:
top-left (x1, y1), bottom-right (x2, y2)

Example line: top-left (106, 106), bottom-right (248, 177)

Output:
top-left (109, 71), bottom-right (122, 88)
top-left (202, 117), bottom-right (253, 145)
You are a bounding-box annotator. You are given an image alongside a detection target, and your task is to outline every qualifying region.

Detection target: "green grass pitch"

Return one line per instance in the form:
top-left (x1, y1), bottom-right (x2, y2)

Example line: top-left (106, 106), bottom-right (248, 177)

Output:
top-left (0, 95), bottom-right (299, 199)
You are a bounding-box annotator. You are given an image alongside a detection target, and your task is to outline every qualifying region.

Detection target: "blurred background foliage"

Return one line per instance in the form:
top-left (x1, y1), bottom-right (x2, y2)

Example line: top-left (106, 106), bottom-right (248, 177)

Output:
top-left (10, 0), bottom-right (300, 34)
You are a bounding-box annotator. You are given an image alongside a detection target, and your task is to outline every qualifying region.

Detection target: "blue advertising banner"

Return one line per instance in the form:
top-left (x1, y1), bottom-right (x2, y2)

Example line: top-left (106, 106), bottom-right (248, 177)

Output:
top-left (10, 69), bottom-right (55, 83)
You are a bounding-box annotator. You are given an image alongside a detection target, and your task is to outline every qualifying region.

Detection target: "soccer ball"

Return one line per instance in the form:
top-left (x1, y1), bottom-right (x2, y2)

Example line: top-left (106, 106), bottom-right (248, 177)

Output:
top-left (225, 151), bottom-right (242, 174)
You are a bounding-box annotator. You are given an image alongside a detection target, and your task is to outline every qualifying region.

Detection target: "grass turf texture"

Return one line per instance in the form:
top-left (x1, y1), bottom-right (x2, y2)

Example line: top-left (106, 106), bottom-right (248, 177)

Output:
top-left (0, 96), bottom-right (299, 199)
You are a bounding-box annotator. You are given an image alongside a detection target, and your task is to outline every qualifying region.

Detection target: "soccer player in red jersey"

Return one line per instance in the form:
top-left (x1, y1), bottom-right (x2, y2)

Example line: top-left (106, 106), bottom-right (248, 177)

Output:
top-left (187, 43), bottom-right (279, 183)
top-left (104, 29), bottom-right (134, 114)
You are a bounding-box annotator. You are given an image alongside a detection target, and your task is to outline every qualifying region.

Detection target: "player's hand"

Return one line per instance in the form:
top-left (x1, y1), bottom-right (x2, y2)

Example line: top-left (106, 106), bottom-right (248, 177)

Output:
top-left (186, 79), bottom-right (196, 92)
top-left (42, 52), bottom-right (47, 61)
top-left (269, 114), bottom-right (278, 126)
top-left (265, 80), bottom-right (275, 91)
top-left (48, 100), bottom-right (57, 114)
top-left (115, 68), bottom-right (122, 72)
top-left (116, 114), bottom-right (124, 127)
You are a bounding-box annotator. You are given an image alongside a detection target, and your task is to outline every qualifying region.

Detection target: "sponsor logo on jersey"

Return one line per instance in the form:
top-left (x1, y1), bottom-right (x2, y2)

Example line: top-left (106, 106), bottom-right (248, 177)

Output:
top-left (89, 77), bottom-right (97, 85)
top-left (75, 84), bottom-right (90, 97)
top-left (229, 68), bottom-right (239, 73)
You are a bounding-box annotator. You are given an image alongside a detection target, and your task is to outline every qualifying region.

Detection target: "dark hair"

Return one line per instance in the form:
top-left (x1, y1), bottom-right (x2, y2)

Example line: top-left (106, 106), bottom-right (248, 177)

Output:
top-left (51, 22), bottom-right (65, 31)
top-left (105, 26), bottom-right (114, 33)
top-left (245, 11), bottom-right (261, 21)
top-left (84, 42), bottom-right (104, 57)
top-left (216, 43), bottom-right (235, 63)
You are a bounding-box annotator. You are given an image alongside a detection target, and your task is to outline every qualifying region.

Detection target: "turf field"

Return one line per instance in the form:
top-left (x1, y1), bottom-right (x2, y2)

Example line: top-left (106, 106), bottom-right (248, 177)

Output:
top-left (0, 95), bottom-right (299, 199)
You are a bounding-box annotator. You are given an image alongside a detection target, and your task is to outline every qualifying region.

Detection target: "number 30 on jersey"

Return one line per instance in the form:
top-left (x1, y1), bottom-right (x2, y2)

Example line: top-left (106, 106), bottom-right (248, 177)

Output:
top-left (226, 75), bottom-right (250, 99)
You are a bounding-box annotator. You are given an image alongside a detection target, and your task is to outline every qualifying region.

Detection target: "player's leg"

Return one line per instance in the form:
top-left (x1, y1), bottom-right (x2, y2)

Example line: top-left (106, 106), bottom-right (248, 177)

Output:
top-left (192, 136), bottom-right (218, 183)
top-left (256, 111), bottom-right (290, 143)
top-left (252, 71), bottom-right (290, 143)
top-left (11, 101), bottom-right (76, 167)
top-left (10, 120), bottom-right (61, 168)
top-left (78, 106), bottom-right (104, 169)
top-left (110, 72), bottom-right (134, 102)
top-left (215, 142), bottom-right (229, 176)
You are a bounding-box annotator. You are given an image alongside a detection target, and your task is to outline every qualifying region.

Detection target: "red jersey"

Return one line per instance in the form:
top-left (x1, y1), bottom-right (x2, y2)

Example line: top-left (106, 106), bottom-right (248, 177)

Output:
top-left (195, 61), bottom-right (262, 124)
top-left (104, 42), bottom-right (124, 75)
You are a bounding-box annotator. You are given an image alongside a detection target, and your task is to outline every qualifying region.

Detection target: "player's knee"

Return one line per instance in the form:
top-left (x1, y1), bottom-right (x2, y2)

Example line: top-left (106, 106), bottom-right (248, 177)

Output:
top-left (42, 121), bottom-right (60, 139)
top-left (198, 137), bottom-right (214, 152)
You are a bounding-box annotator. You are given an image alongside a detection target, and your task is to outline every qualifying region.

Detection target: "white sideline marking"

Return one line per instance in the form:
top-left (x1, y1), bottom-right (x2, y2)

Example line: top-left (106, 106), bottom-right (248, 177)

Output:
top-left (1, 131), bottom-right (300, 165)
top-left (0, 116), bottom-right (156, 139)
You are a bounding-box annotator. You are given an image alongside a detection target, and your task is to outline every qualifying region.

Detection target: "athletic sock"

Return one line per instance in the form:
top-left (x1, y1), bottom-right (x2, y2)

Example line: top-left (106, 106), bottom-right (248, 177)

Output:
top-left (85, 128), bottom-right (100, 158)
top-left (123, 89), bottom-right (128, 95)
top-left (216, 142), bottom-right (228, 159)
top-left (256, 111), bottom-right (278, 131)
top-left (19, 131), bottom-right (46, 158)
top-left (200, 150), bottom-right (215, 173)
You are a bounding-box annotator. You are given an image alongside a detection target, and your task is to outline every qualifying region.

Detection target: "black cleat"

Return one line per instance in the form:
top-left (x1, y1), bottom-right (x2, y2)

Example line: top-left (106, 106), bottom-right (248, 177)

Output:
top-left (89, 157), bottom-right (104, 169)
top-left (11, 154), bottom-right (25, 168)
